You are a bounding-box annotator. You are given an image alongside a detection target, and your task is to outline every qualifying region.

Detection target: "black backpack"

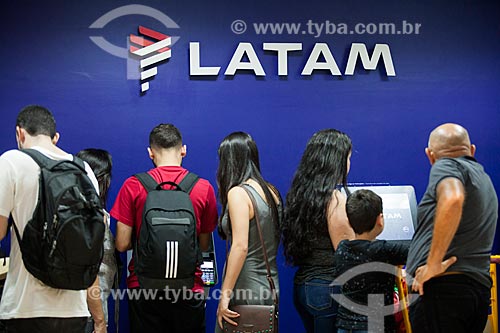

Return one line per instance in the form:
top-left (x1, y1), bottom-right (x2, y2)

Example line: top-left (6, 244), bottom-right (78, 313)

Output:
top-left (12, 149), bottom-right (105, 290)
top-left (134, 172), bottom-right (201, 290)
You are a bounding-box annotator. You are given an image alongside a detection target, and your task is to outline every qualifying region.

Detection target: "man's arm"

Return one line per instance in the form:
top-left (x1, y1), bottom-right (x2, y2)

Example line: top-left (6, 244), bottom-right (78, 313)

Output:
top-left (115, 221), bottom-right (133, 252)
top-left (0, 156), bottom-right (14, 241)
top-left (412, 177), bottom-right (462, 295)
top-left (199, 183), bottom-right (218, 252)
top-left (0, 216), bottom-right (8, 240)
top-left (87, 276), bottom-right (106, 333)
top-left (198, 233), bottom-right (211, 252)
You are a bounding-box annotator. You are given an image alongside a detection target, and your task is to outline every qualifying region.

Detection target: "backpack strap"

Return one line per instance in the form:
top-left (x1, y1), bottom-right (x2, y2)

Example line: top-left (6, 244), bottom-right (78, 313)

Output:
top-left (134, 172), bottom-right (159, 193)
top-left (72, 155), bottom-right (86, 171)
top-left (135, 172), bottom-right (199, 193)
top-left (21, 148), bottom-right (54, 169)
top-left (178, 172), bottom-right (199, 193)
top-left (14, 149), bottom-right (52, 246)
top-left (178, 172), bottom-right (202, 263)
top-left (21, 149), bottom-right (86, 172)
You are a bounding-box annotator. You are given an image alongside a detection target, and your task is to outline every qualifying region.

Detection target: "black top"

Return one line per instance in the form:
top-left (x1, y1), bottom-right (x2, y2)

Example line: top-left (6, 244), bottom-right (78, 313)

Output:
top-left (295, 186), bottom-right (345, 283)
top-left (334, 239), bottom-right (410, 332)
top-left (407, 156), bottom-right (498, 289)
top-left (294, 232), bottom-right (336, 283)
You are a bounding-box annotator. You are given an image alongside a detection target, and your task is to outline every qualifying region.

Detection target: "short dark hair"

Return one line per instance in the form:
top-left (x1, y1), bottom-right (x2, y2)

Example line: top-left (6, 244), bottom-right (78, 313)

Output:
top-left (16, 105), bottom-right (56, 138)
top-left (149, 123), bottom-right (182, 150)
top-left (346, 189), bottom-right (383, 234)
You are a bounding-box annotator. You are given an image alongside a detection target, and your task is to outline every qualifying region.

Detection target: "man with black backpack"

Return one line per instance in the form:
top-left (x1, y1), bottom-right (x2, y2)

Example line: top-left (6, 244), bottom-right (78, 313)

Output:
top-left (111, 123), bottom-right (218, 333)
top-left (0, 105), bottom-right (104, 332)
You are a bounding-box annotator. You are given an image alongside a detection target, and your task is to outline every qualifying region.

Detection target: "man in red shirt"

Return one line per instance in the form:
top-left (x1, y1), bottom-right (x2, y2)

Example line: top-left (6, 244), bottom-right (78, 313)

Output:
top-left (111, 123), bottom-right (218, 333)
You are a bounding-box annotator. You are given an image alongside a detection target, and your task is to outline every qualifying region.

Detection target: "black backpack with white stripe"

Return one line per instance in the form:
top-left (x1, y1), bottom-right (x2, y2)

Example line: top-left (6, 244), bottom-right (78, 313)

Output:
top-left (134, 172), bottom-right (201, 290)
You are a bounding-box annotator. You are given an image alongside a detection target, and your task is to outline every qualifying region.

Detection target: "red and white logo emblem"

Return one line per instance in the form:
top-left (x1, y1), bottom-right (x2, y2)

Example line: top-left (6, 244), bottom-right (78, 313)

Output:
top-left (130, 26), bottom-right (171, 92)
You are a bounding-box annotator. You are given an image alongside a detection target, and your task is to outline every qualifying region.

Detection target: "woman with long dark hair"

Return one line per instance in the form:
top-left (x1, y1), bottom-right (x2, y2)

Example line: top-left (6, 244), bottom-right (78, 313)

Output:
top-left (77, 148), bottom-right (117, 333)
top-left (281, 129), bottom-right (354, 333)
top-left (215, 132), bottom-right (282, 332)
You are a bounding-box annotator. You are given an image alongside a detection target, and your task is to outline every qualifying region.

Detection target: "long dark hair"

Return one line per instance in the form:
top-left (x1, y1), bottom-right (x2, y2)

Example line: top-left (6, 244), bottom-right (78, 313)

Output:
top-left (282, 129), bottom-right (352, 265)
top-left (216, 132), bottom-right (281, 240)
top-left (76, 148), bottom-right (112, 208)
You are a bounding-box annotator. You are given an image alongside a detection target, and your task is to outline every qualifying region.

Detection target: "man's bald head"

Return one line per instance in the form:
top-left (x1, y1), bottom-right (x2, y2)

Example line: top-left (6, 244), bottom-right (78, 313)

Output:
top-left (426, 123), bottom-right (475, 163)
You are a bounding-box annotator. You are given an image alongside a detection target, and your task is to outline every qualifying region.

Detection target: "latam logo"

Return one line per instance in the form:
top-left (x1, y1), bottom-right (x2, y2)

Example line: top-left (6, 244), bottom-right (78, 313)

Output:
top-left (130, 26), bottom-right (171, 92)
top-left (90, 6), bottom-right (396, 96)
top-left (89, 4), bottom-right (180, 86)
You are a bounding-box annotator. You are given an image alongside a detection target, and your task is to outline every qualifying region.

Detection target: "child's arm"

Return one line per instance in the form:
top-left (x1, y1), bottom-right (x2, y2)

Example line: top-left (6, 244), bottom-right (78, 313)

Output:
top-left (373, 240), bottom-right (411, 265)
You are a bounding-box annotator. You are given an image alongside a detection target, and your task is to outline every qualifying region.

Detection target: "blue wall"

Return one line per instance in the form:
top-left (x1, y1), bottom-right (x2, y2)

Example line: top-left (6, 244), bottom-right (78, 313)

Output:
top-left (1, 1), bottom-right (499, 332)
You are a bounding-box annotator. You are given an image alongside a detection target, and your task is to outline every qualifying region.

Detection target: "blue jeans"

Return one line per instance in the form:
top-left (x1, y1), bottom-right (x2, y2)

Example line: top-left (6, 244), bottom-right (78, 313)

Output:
top-left (294, 278), bottom-right (340, 333)
top-left (409, 274), bottom-right (490, 333)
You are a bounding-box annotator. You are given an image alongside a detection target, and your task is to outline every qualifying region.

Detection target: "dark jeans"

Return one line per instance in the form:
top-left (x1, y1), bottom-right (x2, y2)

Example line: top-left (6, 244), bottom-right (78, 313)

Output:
top-left (84, 318), bottom-right (95, 333)
top-left (128, 288), bottom-right (206, 333)
top-left (409, 274), bottom-right (490, 333)
top-left (294, 279), bottom-right (340, 333)
top-left (0, 317), bottom-right (87, 333)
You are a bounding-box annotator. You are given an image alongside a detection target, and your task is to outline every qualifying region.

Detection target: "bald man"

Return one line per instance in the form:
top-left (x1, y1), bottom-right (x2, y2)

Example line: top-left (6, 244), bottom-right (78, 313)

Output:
top-left (407, 123), bottom-right (498, 333)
